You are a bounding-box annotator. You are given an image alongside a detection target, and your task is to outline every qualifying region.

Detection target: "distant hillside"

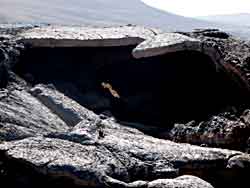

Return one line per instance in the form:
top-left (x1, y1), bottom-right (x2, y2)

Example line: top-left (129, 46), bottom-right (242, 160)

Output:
top-left (0, 0), bottom-right (218, 31)
top-left (198, 13), bottom-right (250, 27)
top-left (1, 0), bottom-right (250, 40)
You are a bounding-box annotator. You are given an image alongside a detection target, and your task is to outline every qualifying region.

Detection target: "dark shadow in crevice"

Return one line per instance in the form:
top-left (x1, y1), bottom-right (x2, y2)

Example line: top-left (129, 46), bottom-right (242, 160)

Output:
top-left (14, 47), bottom-right (249, 129)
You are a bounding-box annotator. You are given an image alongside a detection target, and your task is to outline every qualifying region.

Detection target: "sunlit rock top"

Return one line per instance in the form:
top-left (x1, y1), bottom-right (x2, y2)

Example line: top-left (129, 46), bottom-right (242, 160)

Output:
top-left (17, 25), bottom-right (163, 47)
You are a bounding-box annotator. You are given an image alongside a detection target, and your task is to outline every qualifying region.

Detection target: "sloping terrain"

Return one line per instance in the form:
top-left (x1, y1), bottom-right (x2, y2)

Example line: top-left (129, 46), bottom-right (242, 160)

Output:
top-left (2, 0), bottom-right (250, 39)
top-left (0, 0), bottom-right (217, 31)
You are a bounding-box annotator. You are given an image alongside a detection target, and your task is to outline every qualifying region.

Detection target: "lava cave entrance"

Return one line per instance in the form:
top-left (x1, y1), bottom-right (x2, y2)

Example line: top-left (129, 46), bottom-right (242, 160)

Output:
top-left (14, 46), bottom-right (247, 127)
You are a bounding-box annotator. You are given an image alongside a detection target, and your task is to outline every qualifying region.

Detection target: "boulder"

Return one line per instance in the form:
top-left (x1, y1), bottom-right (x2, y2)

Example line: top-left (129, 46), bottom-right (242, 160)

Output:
top-left (105, 175), bottom-right (214, 188)
top-left (192, 29), bottom-right (230, 39)
top-left (227, 154), bottom-right (250, 168)
top-left (148, 175), bottom-right (214, 188)
top-left (0, 89), bottom-right (68, 141)
top-left (169, 112), bottom-right (250, 151)
top-left (241, 109), bottom-right (250, 125)
top-left (29, 84), bottom-right (100, 127)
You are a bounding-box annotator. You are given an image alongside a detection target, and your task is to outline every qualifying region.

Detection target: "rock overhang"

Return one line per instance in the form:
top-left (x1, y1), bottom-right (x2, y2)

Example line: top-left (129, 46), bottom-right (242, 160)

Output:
top-left (9, 25), bottom-right (250, 126)
top-left (1, 25), bottom-right (250, 188)
top-left (16, 25), bottom-right (222, 63)
top-left (132, 33), bottom-right (201, 58)
top-left (132, 32), bottom-right (223, 70)
top-left (16, 25), bottom-right (224, 71)
top-left (16, 25), bottom-right (162, 48)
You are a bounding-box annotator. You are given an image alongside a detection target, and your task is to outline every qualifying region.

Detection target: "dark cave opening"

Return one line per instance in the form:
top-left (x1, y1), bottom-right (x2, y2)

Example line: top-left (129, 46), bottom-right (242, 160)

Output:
top-left (14, 46), bottom-right (248, 128)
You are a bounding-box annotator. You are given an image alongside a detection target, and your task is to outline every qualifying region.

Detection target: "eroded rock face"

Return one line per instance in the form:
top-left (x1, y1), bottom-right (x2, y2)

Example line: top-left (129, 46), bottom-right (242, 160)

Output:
top-left (0, 42), bottom-right (9, 88)
top-left (29, 84), bottom-right (99, 127)
top-left (0, 115), bottom-right (243, 187)
top-left (132, 33), bottom-right (201, 58)
top-left (0, 63), bottom-right (8, 88)
top-left (192, 29), bottom-right (230, 39)
top-left (0, 34), bottom-right (24, 89)
top-left (0, 25), bottom-right (250, 188)
top-left (12, 26), bottom-right (250, 127)
top-left (186, 28), bottom-right (250, 86)
top-left (169, 108), bottom-right (250, 150)
top-left (0, 85), bottom-right (248, 188)
top-left (169, 113), bottom-right (250, 151)
top-left (0, 89), bottom-right (68, 141)
top-left (132, 32), bottom-right (223, 73)
top-left (227, 154), bottom-right (250, 168)
top-left (132, 31), bottom-right (250, 105)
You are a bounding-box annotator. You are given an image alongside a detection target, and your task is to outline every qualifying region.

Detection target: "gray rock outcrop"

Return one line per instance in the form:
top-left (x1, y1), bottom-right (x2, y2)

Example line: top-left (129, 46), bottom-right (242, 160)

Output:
top-left (0, 89), bottom-right (68, 141)
top-left (0, 25), bottom-right (250, 188)
top-left (169, 112), bottom-right (250, 151)
top-left (0, 85), bottom-right (248, 188)
top-left (132, 32), bottom-right (222, 69)
top-left (17, 25), bottom-right (162, 47)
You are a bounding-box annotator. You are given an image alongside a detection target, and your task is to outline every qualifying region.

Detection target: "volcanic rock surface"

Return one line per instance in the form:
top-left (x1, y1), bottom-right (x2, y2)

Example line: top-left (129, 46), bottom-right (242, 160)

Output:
top-left (0, 25), bottom-right (250, 188)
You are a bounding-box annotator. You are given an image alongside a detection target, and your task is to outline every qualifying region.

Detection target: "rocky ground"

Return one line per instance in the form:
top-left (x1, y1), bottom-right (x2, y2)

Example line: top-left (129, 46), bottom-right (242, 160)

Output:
top-left (170, 29), bottom-right (250, 151)
top-left (0, 25), bottom-right (250, 188)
